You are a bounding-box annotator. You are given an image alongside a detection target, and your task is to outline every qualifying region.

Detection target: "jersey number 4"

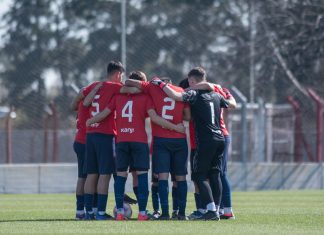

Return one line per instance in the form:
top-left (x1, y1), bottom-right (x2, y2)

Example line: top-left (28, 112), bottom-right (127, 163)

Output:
top-left (122, 101), bottom-right (133, 122)
top-left (162, 97), bottom-right (175, 120)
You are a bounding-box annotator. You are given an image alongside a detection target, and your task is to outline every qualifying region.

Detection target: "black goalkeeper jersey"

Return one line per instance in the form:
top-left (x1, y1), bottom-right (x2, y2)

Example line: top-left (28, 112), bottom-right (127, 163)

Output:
top-left (182, 89), bottom-right (228, 142)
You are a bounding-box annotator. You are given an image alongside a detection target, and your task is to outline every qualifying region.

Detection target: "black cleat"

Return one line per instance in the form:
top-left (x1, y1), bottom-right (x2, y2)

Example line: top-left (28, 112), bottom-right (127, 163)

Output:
top-left (171, 211), bottom-right (178, 220)
top-left (201, 211), bottom-right (220, 221)
top-left (152, 213), bottom-right (170, 220)
top-left (123, 194), bottom-right (137, 205)
top-left (177, 214), bottom-right (189, 221)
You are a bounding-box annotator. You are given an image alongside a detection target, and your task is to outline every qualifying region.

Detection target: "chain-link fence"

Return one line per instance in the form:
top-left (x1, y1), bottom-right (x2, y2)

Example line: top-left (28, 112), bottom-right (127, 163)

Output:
top-left (0, 0), bottom-right (323, 163)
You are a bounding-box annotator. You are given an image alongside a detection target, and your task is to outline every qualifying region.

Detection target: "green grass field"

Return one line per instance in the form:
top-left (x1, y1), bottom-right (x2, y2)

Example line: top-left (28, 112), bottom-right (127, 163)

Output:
top-left (0, 191), bottom-right (323, 235)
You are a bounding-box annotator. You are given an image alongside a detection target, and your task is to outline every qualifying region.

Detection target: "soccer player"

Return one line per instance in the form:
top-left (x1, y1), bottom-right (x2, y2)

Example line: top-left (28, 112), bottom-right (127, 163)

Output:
top-left (86, 71), bottom-right (185, 220)
top-left (70, 82), bottom-right (102, 220)
top-left (124, 77), bottom-right (190, 220)
top-left (82, 61), bottom-right (124, 220)
top-left (187, 81), bottom-right (237, 220)
top-left (151, 67), bottom-right (235, 220)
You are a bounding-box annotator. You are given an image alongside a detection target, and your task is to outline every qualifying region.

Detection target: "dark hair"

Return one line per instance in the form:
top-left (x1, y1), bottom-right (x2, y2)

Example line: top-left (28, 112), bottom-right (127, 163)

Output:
top-left (107, 61), bottom-right (124, 75)
top-left (187, 67), bottom-right (206, 82)
top-left (128, 71), bottom-right (146, 81)
top-left (161, 77), bottom-right (172, 84)
top-left (178, 78), bottom-right (189, 89)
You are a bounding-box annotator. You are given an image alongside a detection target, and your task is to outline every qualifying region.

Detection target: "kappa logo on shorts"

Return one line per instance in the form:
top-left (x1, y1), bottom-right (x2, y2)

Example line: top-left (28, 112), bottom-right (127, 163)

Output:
top-left (120, 128), bottom-right (135, 134)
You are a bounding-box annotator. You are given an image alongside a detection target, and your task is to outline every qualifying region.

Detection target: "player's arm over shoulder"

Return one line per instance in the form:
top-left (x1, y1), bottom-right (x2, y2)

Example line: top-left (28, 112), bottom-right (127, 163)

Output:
top-left (218, 93), bottom-right (236, 109)
top-left (83, 82), bottom-right (103, 107)
top-left (70, 88), bottom-right (85, 111)
top-left (222, 87), bottom-right (236, 108)
top-left (189, 81), bottom-right (215, 91)
top-left (147, 109), bottom-right (185, 134)
top-left (120, 85), bottom-right (142, 94)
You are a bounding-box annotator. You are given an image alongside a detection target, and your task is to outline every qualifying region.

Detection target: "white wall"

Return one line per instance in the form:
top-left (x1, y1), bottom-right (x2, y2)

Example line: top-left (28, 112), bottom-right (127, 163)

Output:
top-left (0, 162), bottom-right (323, 194)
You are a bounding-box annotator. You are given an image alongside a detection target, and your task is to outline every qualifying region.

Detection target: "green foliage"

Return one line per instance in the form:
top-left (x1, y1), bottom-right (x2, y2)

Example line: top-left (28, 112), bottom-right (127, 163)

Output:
top-left (1, 0), bottom-right (324, 127)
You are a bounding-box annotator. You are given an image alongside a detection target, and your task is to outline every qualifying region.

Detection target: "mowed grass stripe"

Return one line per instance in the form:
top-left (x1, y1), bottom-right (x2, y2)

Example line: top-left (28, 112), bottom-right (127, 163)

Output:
top-left (0, 191), bottom-right (323, 235)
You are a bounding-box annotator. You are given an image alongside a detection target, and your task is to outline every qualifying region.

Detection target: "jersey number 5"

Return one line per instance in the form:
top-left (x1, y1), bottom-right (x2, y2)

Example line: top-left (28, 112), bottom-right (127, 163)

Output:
top-left (122, 101), bottom-right (133, 122)
top-left (162, 97), bottom-right (175, 120)
top-left (91, 95), bottom-right (100, 117)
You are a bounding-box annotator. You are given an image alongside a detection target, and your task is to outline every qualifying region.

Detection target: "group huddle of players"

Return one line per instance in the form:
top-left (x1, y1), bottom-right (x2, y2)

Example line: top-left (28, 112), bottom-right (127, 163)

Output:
top-left (72, 61), bottom-right (236, 221)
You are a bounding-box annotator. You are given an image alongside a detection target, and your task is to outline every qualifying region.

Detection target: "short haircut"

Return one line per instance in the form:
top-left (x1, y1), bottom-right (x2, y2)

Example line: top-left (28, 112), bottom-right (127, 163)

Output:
top-left (188, 67), bottom-right (206, 82)
top-left (178, 78), bottom-right (189, 89)
top-left (107, 61), bottom-right (124, 75)
top-left (128, 71), bottom-right (146, 81)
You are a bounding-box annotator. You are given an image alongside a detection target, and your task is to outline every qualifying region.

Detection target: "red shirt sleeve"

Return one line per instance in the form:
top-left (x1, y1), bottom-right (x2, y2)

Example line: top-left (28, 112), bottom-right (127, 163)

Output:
top-left (146, 96), bottom-right (155, 111)
top-left (140, 81), bottom-right (150, 93)
top-left (213, 84), bottom-right (227, 98)
top-left (82, 82), bottom-right (98, 97)
top-left (107, 95), bottom-right (116, 111)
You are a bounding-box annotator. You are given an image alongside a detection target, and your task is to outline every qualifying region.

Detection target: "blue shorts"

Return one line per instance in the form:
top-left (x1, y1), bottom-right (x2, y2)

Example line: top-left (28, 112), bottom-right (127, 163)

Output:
top-left (73, 141), bottom-right (87, 178)
top-left (85, 133), bottom-right (115, 175)
top-left (152, 137), bottom-right (188, 176)
top-left (116, 142), bottom-right (149, 172)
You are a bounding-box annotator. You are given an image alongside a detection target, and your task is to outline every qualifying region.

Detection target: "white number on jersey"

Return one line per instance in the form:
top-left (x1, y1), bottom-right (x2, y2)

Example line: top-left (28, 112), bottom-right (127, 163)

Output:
top-left (209, 102), bottom-right (215, 125)
top-left (122, 100), bottom-right (133, 122)
top-left (162, 97), bottom-right (175, 120)
top-left (91, 95), bottom-right (100, 117)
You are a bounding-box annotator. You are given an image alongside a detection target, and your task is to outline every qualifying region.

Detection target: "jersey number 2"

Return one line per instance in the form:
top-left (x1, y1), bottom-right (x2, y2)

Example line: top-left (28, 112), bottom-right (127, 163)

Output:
top-left (122, 101), bottom-right (133, 122)
top-left (162, 97), bottom-right (175, 120)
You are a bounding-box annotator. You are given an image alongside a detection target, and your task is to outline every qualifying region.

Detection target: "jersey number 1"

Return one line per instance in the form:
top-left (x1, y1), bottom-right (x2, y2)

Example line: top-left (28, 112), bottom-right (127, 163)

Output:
top-left (209, 102), bottom-right (215, 125)
top-left (122, 101), bottom-right (133, 122)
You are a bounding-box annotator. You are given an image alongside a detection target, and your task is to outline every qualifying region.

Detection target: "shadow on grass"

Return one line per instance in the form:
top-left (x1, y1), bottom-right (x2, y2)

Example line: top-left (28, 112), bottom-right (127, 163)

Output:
top-left (0, 218), bottom-right (145, 223)
top-left (0, 219), bottom-right (76, 223)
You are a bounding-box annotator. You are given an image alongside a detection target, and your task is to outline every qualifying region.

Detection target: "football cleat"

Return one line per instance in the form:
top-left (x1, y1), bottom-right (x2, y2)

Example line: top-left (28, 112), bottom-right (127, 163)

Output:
top-left (177, 214), bottom-right (189, 221)
top-left (153, 214), bottom-right (170, 220)
top-left (137, 213), bottom-right (150, 221)
top-left (188, 210), bottom-right (204, 220)
top-left (113, 203), bottom-right (133, 219)
top-left (115, 213), bottom-right (126, 221)
top-left (201, 211), bottom-right (220, 221)
top-left (96, 213), bottom-right (113, 220)
top-left (123, 194), bottom-right (137, 205)
top-left (171, 211), bottom-right (178, 220)
top-left (75, 213), bottom-right (85, 220)
top-left (152, 210), bottom-right (161, 219)
top-left (84, 212), bottom-right (95, 220)
top-left (220, 213), bottom-right (235, 220)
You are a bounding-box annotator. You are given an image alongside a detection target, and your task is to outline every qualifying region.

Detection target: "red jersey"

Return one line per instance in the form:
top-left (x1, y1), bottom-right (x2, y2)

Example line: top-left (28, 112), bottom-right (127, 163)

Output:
top-left (107, 93), bottom-right (154, 143)
top-left (141, 81), bottom-right (187, 139)
top-left (214, 85), bottom-right (233, 136)
top-left (83, 81), bottom-right (122, 135)
top-left (74, 101), bottom-right (89, 144)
